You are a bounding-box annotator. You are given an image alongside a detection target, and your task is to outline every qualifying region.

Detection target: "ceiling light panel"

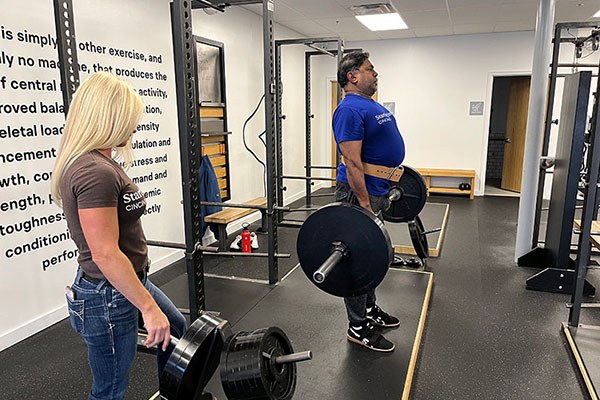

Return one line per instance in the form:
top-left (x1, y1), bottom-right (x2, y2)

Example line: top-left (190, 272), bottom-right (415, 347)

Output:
top-left (356, 13), bottom-right (409, 31)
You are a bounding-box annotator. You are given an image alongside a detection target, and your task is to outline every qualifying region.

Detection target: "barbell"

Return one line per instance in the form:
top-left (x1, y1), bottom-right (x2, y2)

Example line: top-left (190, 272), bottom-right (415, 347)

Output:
top-left (158, 312), bottom-right (311, 400)
top-left (297, 204), bottom-right (439, 298)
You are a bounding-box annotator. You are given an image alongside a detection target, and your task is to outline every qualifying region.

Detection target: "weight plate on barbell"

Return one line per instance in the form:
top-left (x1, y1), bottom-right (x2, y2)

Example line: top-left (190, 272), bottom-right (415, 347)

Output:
top-left (297, 202), bottom-right (392, 297)
top-left (221, 327), bottom-right (296, 400)
top-left (382, 165), bottom-right (427, 223)
top-left (160, 312), bottom-right (232, 400)
top-left (408, 215), bottom-right (429, 259)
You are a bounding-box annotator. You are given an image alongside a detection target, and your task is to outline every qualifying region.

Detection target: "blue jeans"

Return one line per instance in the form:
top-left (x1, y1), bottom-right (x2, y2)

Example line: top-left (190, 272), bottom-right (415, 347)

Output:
top-left (66, 268), bottom-right (187, 400)
top-left (336, 181), bottom-right (390, 324)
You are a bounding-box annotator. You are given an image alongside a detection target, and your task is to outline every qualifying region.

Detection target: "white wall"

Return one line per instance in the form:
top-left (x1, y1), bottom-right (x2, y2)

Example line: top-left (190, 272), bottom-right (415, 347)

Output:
top-left (0, 0), bottom-right (312, 351)
top-left (0, 0), bottom-right (187, 351)
top-left (192, 9), bottom-right (312, 206)
top-left (341, 32), bottom-right (538, 195)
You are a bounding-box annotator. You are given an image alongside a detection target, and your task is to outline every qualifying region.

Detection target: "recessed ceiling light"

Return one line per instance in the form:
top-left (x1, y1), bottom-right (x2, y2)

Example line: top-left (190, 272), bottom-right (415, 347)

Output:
top-left (355, 13), bottom-right (408, 31)
top-left (350, 3), bottom-right (408, 31)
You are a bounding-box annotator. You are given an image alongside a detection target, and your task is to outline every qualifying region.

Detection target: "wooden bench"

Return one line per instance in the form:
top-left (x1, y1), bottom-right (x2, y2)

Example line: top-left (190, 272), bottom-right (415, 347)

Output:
top-left (204, 197), bottom-right (267, 250)
top-left (573, 219), bottom-right (600, 250)
top-left (416, 168), bottom-right (476, 200)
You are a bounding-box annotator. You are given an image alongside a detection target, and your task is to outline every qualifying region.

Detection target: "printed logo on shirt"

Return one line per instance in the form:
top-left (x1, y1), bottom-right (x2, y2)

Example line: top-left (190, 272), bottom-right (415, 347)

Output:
top-left (123, 190), bottom-right (145, 212)
top-left (375, 112), bottom-right (393, 125)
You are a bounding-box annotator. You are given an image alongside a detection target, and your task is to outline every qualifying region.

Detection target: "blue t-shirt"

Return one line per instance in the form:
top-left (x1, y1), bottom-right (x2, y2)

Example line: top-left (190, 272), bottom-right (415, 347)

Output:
top-left (333, 94), bottom-right (405, 195)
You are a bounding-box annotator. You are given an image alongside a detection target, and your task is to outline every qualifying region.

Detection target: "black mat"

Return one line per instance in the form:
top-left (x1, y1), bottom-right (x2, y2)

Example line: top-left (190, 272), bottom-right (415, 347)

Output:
top-left (386, 202), bottom-right (449, 257)
top-left (0, 272), bottom-right (274, 400)
top-left (160, 270), bottom-right (273, 326)
top-left (204, 266), bottom-right (432, 399)
top-left (563, 323), bottom-right (600, 399)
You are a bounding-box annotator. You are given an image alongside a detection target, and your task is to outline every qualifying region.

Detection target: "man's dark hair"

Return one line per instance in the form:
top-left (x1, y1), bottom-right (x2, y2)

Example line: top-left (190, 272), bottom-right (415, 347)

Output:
top-left (337, 51), bottom-right (370, 88)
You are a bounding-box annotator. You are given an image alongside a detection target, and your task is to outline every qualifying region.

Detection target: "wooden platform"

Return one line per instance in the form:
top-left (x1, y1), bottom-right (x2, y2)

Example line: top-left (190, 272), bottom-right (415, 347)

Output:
top-left (387, 203), bottom-right (450, 258)
top-left (562, 322), bottom-right (600, 400)
top-left (198, 267), bottom-right (434, 400)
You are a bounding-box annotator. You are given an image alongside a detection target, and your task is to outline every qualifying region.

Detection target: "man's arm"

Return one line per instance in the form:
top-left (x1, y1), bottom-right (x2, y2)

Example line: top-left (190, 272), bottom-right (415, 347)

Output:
top-left (78, 207), bottom-right (171, 351)
top-left (339, 140), bottom-right (373, 214)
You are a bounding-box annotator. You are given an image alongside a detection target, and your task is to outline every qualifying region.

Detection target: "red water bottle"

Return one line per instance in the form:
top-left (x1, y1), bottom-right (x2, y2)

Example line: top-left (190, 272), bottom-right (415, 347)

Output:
top-left (241, 223), bottom-right (252, 253)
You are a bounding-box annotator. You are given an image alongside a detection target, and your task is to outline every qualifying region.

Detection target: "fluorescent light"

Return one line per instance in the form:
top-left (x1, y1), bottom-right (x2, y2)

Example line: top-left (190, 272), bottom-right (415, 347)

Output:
top-left (594, 9), bottom-right (600, 17)
top-left (355, 13), bottom-right (408, 31)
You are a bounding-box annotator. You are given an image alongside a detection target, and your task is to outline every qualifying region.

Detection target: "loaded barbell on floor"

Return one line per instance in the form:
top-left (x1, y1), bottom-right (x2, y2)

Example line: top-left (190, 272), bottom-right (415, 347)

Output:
top-left (158, 312), bottom-right (311, 400)
top-left (296, 203), bottom-right (439, 297)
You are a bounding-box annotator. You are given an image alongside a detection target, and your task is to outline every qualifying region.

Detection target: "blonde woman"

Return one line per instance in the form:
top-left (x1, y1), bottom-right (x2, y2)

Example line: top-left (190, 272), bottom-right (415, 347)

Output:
top-left (51, 72), bottom-right (186, 400)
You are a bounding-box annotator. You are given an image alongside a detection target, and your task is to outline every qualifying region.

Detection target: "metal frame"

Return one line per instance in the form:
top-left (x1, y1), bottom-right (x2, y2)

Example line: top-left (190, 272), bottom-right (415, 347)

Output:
top-left (262, 0), bottom-right (278, 284)
top-left (563, 69), bottom-right (600, 400)
top-left (274, 38), bottom-right (344, 224)
top-left (532, 22), bottom-right (600, 249)
top-left (569, 71), bottom-right (600, 326)
top-left (194, 35), bottom-right (232, 201)
top-left (171, 0), bottom-right (206, 321)
top-left (53, 0), bottom-right (80, 114)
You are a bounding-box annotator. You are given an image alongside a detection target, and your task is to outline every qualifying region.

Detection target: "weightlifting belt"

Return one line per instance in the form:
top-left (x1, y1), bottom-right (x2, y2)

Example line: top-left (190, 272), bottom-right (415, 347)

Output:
top-left (341, 158), bottom-right (404, 182)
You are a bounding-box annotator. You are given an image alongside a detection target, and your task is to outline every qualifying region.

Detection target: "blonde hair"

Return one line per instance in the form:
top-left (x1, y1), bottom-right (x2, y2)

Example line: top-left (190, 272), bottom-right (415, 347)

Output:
top-left (51, 72), bottom-right (144, 207)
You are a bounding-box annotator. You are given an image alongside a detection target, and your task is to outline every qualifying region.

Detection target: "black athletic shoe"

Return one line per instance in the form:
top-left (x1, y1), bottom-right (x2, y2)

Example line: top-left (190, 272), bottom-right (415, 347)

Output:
top-left (347, 322), bottom-right (395, 352)
top-left (367, 305), bottom-right (400, 328)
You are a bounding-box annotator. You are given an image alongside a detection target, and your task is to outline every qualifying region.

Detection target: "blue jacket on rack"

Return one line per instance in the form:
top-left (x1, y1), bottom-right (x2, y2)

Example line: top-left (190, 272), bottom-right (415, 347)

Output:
top-left (200, 155), bottom-right (223, 238)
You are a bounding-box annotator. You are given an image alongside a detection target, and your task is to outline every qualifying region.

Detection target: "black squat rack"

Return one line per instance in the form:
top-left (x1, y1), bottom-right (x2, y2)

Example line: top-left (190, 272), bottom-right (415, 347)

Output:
top-left (52, 0), bottom-right (279, 321)
top-left (274, 38), bottom-right (344, 226)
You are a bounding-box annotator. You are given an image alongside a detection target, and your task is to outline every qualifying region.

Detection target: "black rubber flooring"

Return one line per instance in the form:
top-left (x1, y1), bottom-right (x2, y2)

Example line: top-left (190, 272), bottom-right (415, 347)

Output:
top-left (201, 267), bottom-right (431, 399)
top-left (3, 194), bottom-right (600, 399)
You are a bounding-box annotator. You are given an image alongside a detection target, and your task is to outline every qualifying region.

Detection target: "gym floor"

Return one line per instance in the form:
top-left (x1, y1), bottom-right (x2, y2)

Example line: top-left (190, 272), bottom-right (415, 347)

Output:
top-left (1, 193), bottom-right (598, 399)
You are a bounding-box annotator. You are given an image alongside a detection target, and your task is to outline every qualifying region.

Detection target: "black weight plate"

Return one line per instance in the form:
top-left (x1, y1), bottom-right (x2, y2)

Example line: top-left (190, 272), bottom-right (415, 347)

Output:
top-left (160, 312), bottom-right (232, 400)
top-left (220, 327), bottom-right (296, 400)
top-left (382, 165), bottom-right (427, 223)
top-left (297, 202), bottom-right (392, 297)
top-left (408, 216), bottom-right (429, 259)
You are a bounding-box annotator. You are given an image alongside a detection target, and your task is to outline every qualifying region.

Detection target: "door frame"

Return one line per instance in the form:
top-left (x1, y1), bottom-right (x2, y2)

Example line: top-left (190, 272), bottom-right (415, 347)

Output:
top-left (480, 70), bottom-right (532, 192)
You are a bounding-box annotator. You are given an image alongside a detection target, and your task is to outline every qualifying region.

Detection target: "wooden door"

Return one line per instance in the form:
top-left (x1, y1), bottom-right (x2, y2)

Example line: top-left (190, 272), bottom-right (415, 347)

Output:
top-left (501, 77), bottom-right (530, 192)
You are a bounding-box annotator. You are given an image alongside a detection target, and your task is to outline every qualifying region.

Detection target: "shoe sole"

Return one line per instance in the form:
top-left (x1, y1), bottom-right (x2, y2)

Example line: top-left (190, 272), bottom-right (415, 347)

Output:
top-left (346, 335), bottom-right (395, 352)
top-left (367, 318), bottom-right (401, 328)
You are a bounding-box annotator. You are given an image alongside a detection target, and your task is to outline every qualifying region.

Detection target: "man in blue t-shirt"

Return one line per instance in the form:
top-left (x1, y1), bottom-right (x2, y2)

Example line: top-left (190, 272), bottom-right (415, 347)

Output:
top-left (333, 51), bottom-right (404, 353)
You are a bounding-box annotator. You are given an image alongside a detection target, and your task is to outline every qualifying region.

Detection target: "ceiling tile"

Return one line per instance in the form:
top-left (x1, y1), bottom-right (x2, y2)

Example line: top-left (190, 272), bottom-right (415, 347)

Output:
top-left (453, 23), bottom-right (495, 35)
top-left (392, 0), bottom-right (448, 13)
top-left (338, 30), bottom-right (382, 41)
top-left (497, 3), bottom-right (538, 22)
top-left (375, 29), bottom-right (418, 40)
top-left (281, 19), bottom-right (334, 35)
top-left (312, 16), bottom-right (371, 33)
top-left (414, 26), bottom-right (455, 37)
top-left (448, 0), bottom-right (502, 7)
top-left (494, 21), bottom-right (535, 33)
top-left (402, 9), bottom-right (452, 28)
top-left (449, 5), bottom-right (502, 25)
top-left (281, 0), bottom-right (352, 19)
top-left (556, 1), bottom-right (600, 22)
top-left (270, 2), bottom-right (312, 22)
top-left (243, 0), bottom-right (600, 41)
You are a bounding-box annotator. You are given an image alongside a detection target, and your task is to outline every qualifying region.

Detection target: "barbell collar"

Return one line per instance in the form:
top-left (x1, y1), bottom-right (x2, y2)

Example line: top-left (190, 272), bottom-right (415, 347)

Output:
top-left (388, 188), bottom-right (402, 202)
top-left (313, 242), bottom-right (349, 284)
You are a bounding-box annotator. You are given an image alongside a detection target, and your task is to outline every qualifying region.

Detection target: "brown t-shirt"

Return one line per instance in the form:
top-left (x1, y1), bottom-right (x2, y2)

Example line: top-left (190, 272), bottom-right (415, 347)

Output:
top-left (61, 150), bottom-right (148, 279)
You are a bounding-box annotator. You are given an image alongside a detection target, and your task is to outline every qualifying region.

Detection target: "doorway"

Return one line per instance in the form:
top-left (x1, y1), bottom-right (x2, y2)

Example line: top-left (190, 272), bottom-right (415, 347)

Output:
top-left (485, 75), bottom-right (531, 197)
